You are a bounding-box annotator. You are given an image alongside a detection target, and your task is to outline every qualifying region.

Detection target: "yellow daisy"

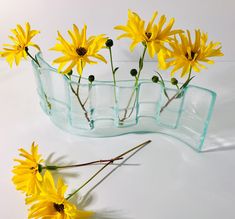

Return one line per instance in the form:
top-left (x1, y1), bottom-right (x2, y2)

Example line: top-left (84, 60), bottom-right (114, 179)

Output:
top-left (1, 22), bottom-right (40, 67)
top-left (115, 10), bottom-right (182, 58)
top-left (12, 142), bottom-right (44, 195)
top-left (27, 171), bottom-right (93, 219)
top-left (51, 24), bottom-right (107, 75)
top-left (158, 29), bottom-right (224, 77)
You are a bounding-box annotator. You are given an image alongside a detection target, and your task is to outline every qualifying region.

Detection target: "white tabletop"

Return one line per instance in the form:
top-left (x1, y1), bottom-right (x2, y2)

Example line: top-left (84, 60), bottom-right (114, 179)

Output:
top-left (0, 61), bottom-right (235, 219)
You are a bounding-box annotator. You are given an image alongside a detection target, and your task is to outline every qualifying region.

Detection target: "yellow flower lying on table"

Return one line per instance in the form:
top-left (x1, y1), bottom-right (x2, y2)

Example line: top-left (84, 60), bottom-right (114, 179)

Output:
top-left (12, 141), bottom-right (123, 196)
top-left (51, 24), bottom-right (107, 75)
top-left (12, 142), bottom-right (44, 195)
top-left (115, 9), bottom-right (183, 58)
top-left (1, 22), bottom-right (40, 67)
top-left (158, 29), bottom-right (224, 77)
top-left (26, 171), bottom-right (93, 219)
top-left (12, 140), bottom-right (151, 219)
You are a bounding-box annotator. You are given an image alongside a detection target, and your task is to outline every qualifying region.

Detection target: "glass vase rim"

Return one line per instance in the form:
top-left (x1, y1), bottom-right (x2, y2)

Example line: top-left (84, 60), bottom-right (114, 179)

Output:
top-left (34, 52), bottom-right (216, 95)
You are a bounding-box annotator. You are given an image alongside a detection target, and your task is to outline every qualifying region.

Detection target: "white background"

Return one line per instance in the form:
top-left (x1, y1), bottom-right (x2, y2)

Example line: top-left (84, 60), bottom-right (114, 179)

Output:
top-left (0, 1), bottom-right (235, 219)
top-left (0, 0), bottom-right (234, 61)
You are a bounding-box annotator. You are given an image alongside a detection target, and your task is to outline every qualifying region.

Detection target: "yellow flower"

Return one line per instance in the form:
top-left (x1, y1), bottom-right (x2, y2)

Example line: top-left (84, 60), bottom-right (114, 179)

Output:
top-left (27, 171), bottom-right (93, 219)
top-left (115, 10), bottom-right (182, 58)
top-left (12, 142), bottom-right (44, 195)
top-left (158, 29), bottom-right (224, 77)
top-left (1, 22), bottom-right (40, 67)
top-left (51, 24), bottom-right (107, 75)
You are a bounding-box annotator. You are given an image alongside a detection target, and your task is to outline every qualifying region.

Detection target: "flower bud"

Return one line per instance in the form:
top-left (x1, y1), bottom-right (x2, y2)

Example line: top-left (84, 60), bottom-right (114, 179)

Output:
top-left (152, 75), bottom-right (159, 83)
top-left (88, 75), bottom-right (95, 83)
top-left (67, 70), bottom-right (73, 76)
top-left (130, 69), bottom-right (138, 77)
top-left (171, 77), bottom-right (178, 85)
top-left (105, 39), bottom-right (113, 48)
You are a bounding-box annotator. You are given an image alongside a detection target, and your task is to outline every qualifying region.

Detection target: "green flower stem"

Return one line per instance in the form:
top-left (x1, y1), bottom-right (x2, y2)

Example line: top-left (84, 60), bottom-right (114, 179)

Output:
top-left (67, 69), bottom-right (91, 123)
top-left (183, 67), bottom-right (192, 88)
top-left (43, 157), bottom-right (124, 170)
top-left (25, 47), bottom-right (40, 67)
top-left (155, 71), bottom-right (170, 100)
top-left (136, 45), bottom-right (147, 80)
top-left (160, 67), bottom-right (193, 113)
top-left (77, 75), bottom-right (82, 96)
top-left (25, 47), bottom-right (52, 110)
top-left (82, 82), bottom-right (92, 107)
top-left (66, 139), bottom-right (151, 200)
top-left (120, 46), bottom-right (147, 122)
top-left (108, 47), bottom-right (118, 104)
top-left (44, 94), bottom-right (52, 110)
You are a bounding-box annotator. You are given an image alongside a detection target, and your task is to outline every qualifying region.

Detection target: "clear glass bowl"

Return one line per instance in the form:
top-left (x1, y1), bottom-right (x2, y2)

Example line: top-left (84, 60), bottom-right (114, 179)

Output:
top-left (32, 53), bottom-right (216, 152)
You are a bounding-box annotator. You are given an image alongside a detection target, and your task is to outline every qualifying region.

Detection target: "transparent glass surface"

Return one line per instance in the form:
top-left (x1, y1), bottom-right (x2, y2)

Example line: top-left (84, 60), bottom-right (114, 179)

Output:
top-left (115, 81), bottom-right (139, 127)
top-left (32, 53), bottom-right (216, 152)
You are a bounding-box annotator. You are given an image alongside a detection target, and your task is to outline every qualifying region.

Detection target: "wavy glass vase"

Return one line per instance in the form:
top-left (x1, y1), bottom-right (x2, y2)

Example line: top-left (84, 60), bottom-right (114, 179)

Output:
top-left (32, 53), bottom-right (216, 152)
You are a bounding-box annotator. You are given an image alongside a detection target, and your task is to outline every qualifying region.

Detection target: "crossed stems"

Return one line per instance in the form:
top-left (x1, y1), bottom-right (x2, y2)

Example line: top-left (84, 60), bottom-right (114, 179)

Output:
top-left (108, 44), bottom-right (194, 119)
top-left (71, 45), bottom-right (148, 124)
top-left (109, 45), bottom-right (147, 124)
top-left (40, 157), bottom-right (124, 171)
top-left (66, 139), bottom-right (151, 200)
top-left (37, 140), bottom-right (151, 200)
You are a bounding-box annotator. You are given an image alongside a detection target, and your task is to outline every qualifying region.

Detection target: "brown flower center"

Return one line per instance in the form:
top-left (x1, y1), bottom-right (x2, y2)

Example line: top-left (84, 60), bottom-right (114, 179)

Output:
top-left (185, 51), bottom-right (197, 61)
top-left (53, 203), bottom-right (64, 213)
top-left (145, 32), bottom-right (152, 39)
top-left (30, 166), bottom-right (38, 175)
top-left (76, 47), bottom-right (87, 56)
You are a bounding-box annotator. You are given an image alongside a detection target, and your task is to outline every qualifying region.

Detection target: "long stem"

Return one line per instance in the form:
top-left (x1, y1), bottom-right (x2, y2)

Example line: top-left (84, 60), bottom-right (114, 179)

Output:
top-left (77, 75), bottom-right (82, 97)
top-left (155, 71), bottom-right (170, 100)
top-left (160, 91), bottom-right (180, 113)
top-left (67, 63), bottom-right (91, 123)
top-left (136, 46), bottom-right (147, 80)
top-left (108, 47), bottom-right (118, 104)
top-left (69, 82), bottom-right (91, 122)
top-left (43, 157), bottom-right (123, 170)
top-left (25, 47), bottom-right (40, 67)
top-left (120, 46), bottom-right (147, 122)
top-left (25, 48), bottom-right (53, 110)
top-left (66, 140), bottom-right (151, 200)
top-left (82, 82), bottom-right (92, 107)
top-left (160, 66), bottom-right (193, 113)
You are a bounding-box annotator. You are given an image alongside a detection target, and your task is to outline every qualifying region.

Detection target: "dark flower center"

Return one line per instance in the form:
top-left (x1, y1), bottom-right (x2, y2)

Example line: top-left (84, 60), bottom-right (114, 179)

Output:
top-left (185, 51), bottom-right (196, 61)
top-left (145, 32), bottom-right (152, 39)
top-left (76, 47), bottom-right (87, 56)
top-left (30, 166), bottom-right (38, 175)
top-left (53, 203), bottom-right (64, 213)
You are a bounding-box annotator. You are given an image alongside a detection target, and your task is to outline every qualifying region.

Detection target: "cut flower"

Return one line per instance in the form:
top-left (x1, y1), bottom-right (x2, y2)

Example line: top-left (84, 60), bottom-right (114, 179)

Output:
top-left (51, 24), bottom-right (107, 75)
top-left (115, 10), bottom-right (183, 58)
top-left (158, 29), bottom-right (224, 77)
top-left (1, 22), bottom-right (40, 67)
top-left (12, 142), bottom-right (44, 195)
top-left (26, 171), bottom-right (93, 219)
